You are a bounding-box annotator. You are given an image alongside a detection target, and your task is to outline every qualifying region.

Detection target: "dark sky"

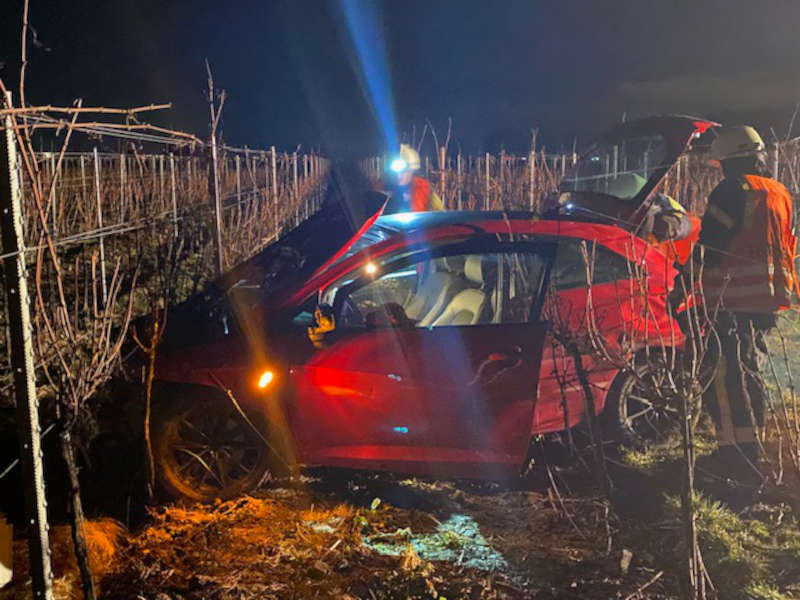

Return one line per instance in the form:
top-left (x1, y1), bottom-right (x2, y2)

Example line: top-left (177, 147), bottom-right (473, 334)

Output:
top-left (2, 0), bottom-right (800, 156)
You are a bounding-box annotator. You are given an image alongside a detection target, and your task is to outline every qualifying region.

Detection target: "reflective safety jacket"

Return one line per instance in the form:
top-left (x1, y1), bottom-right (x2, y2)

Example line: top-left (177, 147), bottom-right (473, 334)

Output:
top-left (410, 177), bottom-right (444, 212)
top-left (702, 174), bottom-right (798, 312)
top-left (383, 176), bottom-right (444, 214)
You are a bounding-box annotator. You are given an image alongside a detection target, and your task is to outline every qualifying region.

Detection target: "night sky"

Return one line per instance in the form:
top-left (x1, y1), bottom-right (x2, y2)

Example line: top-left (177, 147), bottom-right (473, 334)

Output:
top-left (2, 0), bottom-right (800, 157)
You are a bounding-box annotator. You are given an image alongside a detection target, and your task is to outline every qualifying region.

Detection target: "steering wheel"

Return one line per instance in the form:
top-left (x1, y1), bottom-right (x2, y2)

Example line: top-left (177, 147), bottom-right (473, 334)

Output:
top-left (339, 296), bottom-right (365, 327)
top-left (364, 302), bottom-right (415, 329)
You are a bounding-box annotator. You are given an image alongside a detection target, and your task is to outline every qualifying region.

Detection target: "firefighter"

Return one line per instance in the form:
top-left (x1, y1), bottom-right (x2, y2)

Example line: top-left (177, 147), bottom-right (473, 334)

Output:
top-left (605, 173), bottom-right (694, 246)
top-left (383, 143), bottom-right (443, 213)
top-left (698, 125), bottom-right (797, 481)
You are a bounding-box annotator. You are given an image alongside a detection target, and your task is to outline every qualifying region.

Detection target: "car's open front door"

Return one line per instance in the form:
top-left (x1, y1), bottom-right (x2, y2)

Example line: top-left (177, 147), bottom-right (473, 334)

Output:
top-left (288, 241), bottom-right (553, 479)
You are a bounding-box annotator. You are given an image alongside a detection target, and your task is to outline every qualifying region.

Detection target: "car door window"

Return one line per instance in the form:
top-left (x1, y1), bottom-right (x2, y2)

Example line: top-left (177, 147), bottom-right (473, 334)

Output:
top-left (332, 249), bottom-right (549, 329)
top-left (551, 241), bottom-right (630, 290)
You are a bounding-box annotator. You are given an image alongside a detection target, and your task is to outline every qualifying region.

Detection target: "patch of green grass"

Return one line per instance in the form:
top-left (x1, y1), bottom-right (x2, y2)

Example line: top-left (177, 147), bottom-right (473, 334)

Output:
top-left (622, 418), bottom-right (717, 470)
top-left (665, 495), bottom-right (800, 599)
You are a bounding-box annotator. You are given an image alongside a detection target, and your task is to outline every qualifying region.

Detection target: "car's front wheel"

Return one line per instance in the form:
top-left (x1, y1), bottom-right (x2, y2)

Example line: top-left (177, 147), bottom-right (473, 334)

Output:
top-left (153, 387), bottom-right (279, 501)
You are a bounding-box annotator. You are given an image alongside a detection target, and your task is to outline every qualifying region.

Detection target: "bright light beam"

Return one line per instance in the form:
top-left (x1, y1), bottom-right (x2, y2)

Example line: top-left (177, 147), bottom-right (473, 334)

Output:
top-left (390, 157), bottom-right (407, 173)
top-left (339, 0), bottom-right (399, 152)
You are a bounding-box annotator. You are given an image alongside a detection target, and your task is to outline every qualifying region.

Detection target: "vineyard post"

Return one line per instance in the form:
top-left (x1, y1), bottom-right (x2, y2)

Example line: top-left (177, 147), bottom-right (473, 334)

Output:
top-left (158, 154), bottom-right (164, 210)
top-left (209, 129), bottom-right (223, 277)
top-left (169, 153), bottom-right (177, 237)
top-left (92, 148), bottom-right (108, 304)
top-left (439, 146), bottom-right (446, 209)
top-left (309, 154), bottom-right (315, 211)
top-left (79, 154), bottom-right (86, 208)
top-left (317, 154), bottom-right (322, 211)
top-left (484, 152), bottom-right (490, 210)
top-left (270, 146), bottom-right (277, 237)
top-left (159, 155), bottom-right (165, 208)
top-left (457, 153), bottom-right (463, 210)
top-left (303, 154), bottom-right (309, 220)
top-left (774, 142), bottom-right (780, 179)
top-left (499, 150), bottom-right (505, 206)
top-left (49, 153), bottom-right (56, 235)
top-left (120, 151), bottom-right (126, 222)
top-left (292, 151), bottom-right (298, 226)
top-left (235, 155), bottom-right (241, 203)
top-left (261, 151), bottom-right (267, 206)
top-left (0, 92), bottom-right (54, 600)
top-left (150, 155), bottom-right (157, 202)
top-left (528, 150), bottom-right (535, 211)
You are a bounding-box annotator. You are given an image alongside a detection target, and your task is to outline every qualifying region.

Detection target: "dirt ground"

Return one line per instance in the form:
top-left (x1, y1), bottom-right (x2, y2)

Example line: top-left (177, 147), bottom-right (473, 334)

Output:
top-left (5, 444), bottom-right (800, 600)
top-left (3, 466), bottom-right (678, 600)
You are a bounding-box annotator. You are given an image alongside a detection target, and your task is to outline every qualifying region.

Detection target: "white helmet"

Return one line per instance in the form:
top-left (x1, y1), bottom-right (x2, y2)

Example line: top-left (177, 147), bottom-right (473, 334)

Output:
top-left (390, 143), bottom-right (421, 173)
top-left (709, 125), bottom-right (765, 161)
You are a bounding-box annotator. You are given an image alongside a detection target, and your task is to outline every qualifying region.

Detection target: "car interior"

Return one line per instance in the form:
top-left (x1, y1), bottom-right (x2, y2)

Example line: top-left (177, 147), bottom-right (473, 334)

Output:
top-left (335, 250), bottom-right (547, 329)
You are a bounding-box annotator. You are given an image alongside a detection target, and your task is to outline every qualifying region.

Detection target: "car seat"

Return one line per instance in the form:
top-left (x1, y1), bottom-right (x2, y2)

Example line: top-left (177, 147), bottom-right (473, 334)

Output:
top-left (429, 255), bottom-right (494, 327)
top-left (406, 256), bottom-right (470, 326)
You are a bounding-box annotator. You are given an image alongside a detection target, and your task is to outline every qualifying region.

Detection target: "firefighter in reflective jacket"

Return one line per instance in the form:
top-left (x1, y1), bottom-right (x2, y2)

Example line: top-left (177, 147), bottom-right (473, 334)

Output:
top-left (699, 125), bottom-right (798, 479)
top-left (383, 144), bottom-right (444, 213)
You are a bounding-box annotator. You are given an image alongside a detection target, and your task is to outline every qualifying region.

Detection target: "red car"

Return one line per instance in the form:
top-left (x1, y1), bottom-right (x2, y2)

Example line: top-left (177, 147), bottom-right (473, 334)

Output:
top-left (152, 116), bottom-right (712, 500)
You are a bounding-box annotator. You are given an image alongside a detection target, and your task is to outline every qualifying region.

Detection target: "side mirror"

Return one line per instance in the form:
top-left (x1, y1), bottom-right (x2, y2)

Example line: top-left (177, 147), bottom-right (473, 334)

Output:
top-left (308, 304), bottom-right (336, 349)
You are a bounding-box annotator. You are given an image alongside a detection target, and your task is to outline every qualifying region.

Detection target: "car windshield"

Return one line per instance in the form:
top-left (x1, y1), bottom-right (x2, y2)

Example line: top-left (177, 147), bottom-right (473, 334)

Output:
top-left (333, 223), bottom-right (395, 264)
top-left (560, 133), bottom-right (669, 200)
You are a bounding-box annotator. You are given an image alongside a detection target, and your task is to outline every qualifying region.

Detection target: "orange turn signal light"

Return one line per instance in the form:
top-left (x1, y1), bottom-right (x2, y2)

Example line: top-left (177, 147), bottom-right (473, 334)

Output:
top-left (257, 370), bottom-right (275, 388)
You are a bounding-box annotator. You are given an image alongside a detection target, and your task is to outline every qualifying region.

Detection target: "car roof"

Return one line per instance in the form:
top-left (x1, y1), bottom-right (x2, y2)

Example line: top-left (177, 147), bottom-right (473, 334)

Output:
top-left (324, 210), bottom-right (541, 268)
top-left (373, 210), bottom-right (538, 233)
top-left (282, 212), bottom-right (668, 310)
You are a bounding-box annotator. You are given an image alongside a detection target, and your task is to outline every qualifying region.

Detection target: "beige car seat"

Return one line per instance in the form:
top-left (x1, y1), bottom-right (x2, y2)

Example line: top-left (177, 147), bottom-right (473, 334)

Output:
top-left (429, 255), bottom-right (491, 327)
top-left (405, 257), bottom-right (469, 326)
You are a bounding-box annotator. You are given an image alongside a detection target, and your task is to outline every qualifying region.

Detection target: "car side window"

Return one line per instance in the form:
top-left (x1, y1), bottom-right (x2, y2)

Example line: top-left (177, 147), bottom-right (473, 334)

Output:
top-left (335, 249), bottom-right (548, 329)
top-left (551, 241), bottom-right (630, 290)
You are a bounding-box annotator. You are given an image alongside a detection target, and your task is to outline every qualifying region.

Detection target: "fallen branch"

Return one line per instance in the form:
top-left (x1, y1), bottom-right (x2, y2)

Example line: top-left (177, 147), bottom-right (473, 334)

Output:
top-left (623, 570), bottom-right (663, 600)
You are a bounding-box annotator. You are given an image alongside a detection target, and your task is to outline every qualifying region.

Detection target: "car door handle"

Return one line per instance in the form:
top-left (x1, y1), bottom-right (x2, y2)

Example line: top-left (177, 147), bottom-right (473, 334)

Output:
top-left (471, 349), bottom-right (523, 387)
top-left (486, 346), bottom-right (523, 363)
top-left (487, 353), bottom-right (516, 362)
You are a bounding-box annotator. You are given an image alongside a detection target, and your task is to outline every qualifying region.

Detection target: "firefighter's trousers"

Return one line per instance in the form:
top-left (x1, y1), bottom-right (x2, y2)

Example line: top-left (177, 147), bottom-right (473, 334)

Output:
top-left (704, 311), bottom-right (773, 459)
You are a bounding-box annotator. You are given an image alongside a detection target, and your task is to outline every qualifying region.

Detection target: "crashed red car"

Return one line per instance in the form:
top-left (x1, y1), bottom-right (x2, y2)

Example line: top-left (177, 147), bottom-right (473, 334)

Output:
top-left (151, 115), bottom-right (713, 500)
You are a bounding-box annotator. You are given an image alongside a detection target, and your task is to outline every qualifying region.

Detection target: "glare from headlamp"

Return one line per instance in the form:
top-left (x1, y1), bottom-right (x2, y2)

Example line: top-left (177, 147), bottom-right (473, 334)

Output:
top-left (390, 157), bottom-right (407, 173)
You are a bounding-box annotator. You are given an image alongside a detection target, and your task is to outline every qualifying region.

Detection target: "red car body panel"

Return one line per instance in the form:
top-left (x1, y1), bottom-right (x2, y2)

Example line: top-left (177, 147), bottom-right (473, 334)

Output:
top-left (156, 215), bottom-right (683, 479)
top-left (156, 115), bottom-right (712, 480)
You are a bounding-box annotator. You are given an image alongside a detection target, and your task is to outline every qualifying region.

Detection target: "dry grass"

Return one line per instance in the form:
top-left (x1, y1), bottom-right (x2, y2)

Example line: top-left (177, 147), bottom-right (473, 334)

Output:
top-left (85, 480), bottom-right (675, 599)
top-left (3, 518), bottom-right (126, 600)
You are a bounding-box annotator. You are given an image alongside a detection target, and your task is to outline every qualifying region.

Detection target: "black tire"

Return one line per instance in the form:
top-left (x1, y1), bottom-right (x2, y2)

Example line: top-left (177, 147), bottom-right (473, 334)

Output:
top-left (153, 386), bottom-right (280, 501)
top-left (603, 354), bottom-right (684, 444)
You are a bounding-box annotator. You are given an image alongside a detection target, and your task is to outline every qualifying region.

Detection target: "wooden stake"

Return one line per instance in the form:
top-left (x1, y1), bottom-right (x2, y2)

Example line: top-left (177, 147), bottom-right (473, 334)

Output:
top-left (270, 146), bottom-right (278, 236)
top-left (169, 153), bottom-right (177, 237)
top-left (292, 151), bottom-right (298, 226)
top-left (485, 152), bottom-right (490, 210)
top-left (456, 153), bottom-right (463, 210)
top-left (92, 148), bottom-right (107, 304)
